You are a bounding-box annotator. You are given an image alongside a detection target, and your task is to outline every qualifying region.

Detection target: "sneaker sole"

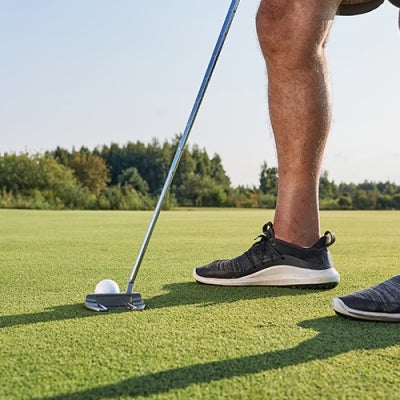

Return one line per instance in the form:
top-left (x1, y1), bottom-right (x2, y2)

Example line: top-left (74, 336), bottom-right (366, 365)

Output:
top-left (333, 297), bottom-right (400, 322)
top-left (193, 265), bottom-right (340, 289)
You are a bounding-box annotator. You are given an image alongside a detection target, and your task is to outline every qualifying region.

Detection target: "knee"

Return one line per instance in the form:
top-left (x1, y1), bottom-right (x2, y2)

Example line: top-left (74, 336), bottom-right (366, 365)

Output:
top-left (256, 0), bottom-right (329, 68)
top-left (256, 1), bottom-right (296, 61)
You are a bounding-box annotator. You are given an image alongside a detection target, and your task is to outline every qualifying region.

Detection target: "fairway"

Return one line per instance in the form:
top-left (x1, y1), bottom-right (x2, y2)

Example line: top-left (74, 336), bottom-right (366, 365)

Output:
top-left (1, 209), bottom-right (400, 399)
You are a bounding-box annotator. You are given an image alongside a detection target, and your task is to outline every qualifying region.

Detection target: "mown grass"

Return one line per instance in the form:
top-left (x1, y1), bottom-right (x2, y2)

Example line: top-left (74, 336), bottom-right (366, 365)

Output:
top-left (1, 209), bottom-right (400, 399)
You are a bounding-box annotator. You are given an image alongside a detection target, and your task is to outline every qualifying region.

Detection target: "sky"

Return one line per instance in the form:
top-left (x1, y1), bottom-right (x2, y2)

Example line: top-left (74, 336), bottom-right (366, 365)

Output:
top-left (1, 0), bottom-right (400, 187)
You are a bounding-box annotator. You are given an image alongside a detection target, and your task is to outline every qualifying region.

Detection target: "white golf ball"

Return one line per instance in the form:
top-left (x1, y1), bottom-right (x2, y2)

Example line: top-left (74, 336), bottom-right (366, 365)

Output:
top-left (95, 279), bottom-right (120, 294)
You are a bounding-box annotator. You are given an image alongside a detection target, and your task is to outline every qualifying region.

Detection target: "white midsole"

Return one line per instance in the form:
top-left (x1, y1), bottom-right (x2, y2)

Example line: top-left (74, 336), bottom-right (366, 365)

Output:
top-left (332, 298), bottom-right (400, 321)
top-left (193, 265), bottom-right (340, 286)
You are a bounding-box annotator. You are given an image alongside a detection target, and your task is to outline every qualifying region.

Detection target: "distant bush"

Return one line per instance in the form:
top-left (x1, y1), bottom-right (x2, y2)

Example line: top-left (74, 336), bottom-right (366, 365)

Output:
top-left (1, 143), bottom-right (400, 210)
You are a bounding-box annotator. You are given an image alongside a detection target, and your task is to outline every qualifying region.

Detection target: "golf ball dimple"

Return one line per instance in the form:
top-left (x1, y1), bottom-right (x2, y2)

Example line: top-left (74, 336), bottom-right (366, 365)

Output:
top-left (95, 279), bottom-right (120, 294)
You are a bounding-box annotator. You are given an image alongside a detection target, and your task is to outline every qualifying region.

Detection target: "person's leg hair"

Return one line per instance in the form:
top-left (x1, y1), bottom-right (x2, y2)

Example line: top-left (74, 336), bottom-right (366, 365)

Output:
top-left (256, 0), bottom-right (341, 246)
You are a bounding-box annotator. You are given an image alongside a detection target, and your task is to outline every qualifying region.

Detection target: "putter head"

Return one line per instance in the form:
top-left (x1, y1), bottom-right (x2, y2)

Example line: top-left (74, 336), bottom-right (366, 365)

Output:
top-left (84, 292), bottom-right (145, 312)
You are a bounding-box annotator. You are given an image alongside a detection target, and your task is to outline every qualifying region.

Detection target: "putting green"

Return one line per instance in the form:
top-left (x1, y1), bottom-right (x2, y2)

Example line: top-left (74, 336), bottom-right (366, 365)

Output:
top-left (1, 209), bottom-right (399, 399)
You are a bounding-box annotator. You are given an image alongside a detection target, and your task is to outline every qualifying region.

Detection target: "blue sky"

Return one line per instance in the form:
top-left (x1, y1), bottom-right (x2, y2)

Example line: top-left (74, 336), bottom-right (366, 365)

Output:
top-left (1, 0), bottom-right (400, 186)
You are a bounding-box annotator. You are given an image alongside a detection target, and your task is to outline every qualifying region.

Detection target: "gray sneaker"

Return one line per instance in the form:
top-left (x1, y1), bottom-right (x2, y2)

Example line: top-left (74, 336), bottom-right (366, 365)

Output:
top-left (193, 222), bottom-right (340, 288)
top-left (333, 275), bottom-right (400, 321)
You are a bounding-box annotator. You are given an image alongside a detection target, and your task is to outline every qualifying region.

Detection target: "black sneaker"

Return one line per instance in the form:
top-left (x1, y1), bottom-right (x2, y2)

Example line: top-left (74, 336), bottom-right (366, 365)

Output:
top-left (193, 222), bottom-right (340, 288)
top-left (333, 275), bottom-right (400, 321)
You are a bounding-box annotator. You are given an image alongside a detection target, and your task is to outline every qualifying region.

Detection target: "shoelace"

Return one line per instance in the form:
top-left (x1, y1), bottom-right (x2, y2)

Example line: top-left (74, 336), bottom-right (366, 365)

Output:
top-left (244, 222), bottom-right (281, 263)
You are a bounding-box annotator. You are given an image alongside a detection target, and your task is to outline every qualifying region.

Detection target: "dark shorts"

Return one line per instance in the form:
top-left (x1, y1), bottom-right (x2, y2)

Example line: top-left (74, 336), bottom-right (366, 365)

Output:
top-left (337, 0), bottom-right (384, 15)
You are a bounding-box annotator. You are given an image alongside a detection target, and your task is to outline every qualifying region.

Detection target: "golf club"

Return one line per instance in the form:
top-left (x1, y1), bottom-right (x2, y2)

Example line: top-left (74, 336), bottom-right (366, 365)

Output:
top-left (85, 0), bottom-right (241, 311)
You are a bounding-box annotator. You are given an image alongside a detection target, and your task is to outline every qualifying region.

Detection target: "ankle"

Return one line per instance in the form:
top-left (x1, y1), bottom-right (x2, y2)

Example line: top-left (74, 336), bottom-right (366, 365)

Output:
top-left (273, 219), bottom-right (320, 247)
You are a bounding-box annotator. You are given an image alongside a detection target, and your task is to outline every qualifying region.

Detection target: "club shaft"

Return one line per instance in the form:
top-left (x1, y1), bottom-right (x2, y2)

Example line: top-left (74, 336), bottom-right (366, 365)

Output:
top-left (126, 0), bottom-right (241, 293)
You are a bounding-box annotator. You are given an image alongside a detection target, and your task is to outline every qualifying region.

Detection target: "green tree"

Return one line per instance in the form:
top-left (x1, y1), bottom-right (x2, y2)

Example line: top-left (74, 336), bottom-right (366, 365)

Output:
top-left (69, 153), bottom-right (110, 193)
top-left (0, 152), bottom-right (92, 209)
top-left (337, 194), bottom-right (352, 209)
top-left (117, 167), bottom-right (149, 195)
top-left (319, 170), bottom-right (339, 200)
top-left (259, 162), bottom-right (278, 196)
top-left (352, 189), bottom-right (377, 210)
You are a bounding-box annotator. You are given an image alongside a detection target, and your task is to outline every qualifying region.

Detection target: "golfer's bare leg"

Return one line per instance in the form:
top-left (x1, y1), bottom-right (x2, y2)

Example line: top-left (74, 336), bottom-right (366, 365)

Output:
top-left (256, 0), bottom-right (341, 246)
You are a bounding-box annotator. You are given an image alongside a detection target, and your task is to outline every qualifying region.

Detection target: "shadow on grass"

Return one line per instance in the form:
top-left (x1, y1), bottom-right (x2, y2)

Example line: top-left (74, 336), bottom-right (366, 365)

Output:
top-left (0, 304), bottom-right (96, 328)
top-left (34, 315), bottom-right (399, 400)
top-left (0, 282), bottom-right (313, 328)
top-left (145, 282), bottom-right (314, 309)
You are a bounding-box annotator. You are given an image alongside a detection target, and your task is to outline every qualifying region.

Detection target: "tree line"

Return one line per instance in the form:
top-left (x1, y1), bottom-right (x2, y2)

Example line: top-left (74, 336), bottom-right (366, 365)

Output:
top-left (1, 137), bottom-right (400, 210)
